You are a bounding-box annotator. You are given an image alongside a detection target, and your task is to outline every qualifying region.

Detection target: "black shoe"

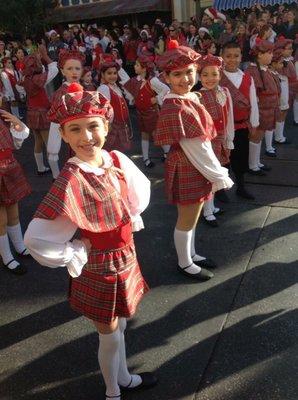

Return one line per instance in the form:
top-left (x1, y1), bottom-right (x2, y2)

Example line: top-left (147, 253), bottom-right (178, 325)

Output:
top-left (178, 265), bottom-right (214, 281)
top-left (37, 167), bottom-right (51, 176)
top-left (213, 208), bottom-right (224, 216)
top-left (265, 151), bottom-right (277, 158)
top-left (193, 257), bottom-right (217, 269)
top-left (144, 159), bottom-right (155, 168)
top-left (3, 260), bottom-right (27, 275)
top-left (120, 372), bottom-right (158, 392)
top-left (215, 189), bottom-right (230, 203)
top-left (259, 164), bottom-right (271, 171)
top-left (17, 249), bottom-right (31, 258)
top-left (275, 138), bottom-right (291, 145)
top-left (248, 169), bottom-right (266, 176)
top-left (204, 217), bottom-right (218, 227)
top-left (236, 186), bottom-right (255, 200)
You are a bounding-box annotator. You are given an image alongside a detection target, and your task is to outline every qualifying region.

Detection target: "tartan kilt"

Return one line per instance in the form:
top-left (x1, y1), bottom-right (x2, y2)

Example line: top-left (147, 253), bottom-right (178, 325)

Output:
top-left (212, 136), bottom-right (230, 166)
top-left (104, 120), bottom-right (132, 152)
top-left (259, 105), bottom-right (279, 131)
top-left (69, 240), bottom-right (149, 323)
top-left (137, 105), bottom-right (159, 135)
top-left (165, 146), bottom-right (212, 205)
top-left (0, 155), bottom-right (31, 206)
top-left (27, 108), bottom-right (50, 130)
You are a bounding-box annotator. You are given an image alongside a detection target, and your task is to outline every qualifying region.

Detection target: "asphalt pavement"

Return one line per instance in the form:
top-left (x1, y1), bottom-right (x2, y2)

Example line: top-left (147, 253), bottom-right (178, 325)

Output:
top-left (0, 110), bottom-right (297, 400)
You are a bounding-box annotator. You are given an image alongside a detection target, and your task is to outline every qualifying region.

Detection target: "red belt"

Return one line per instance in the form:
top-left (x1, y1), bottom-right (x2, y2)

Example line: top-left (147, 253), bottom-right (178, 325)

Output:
top-left (0, 149), bottom-right (13, 160)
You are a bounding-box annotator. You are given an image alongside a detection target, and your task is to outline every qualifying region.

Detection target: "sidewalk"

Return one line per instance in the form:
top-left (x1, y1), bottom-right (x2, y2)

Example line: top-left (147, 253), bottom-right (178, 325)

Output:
top-left (0, 114), bottom-right (297, 400)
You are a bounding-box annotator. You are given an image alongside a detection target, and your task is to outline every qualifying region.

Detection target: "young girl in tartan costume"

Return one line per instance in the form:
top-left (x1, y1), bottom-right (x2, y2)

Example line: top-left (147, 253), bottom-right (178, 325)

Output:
top-left (97, 54), bottom-right (132, 153)
top-left (24, 83), bottom-right (156, 400)
top-left (47, 49), bottom-right (85, 179)
top-left (119, 55), bottom-right (170, 167)
top-left (0, 109), bottom-right (31, 275)
top-left (221, 41), bottom-right (259, 200)
top-left (198, 55), bottom-right (234, 227)
top-left (274, 36), bottom-right (298, 142)
top-left (23, 45), bottom-right (58, 175)
top-left (81, 66), bottom-right (97, 91)
top-left (246, 39), bottom-right (280, 172)
top-left (154, 40), bottom-right (233, 281)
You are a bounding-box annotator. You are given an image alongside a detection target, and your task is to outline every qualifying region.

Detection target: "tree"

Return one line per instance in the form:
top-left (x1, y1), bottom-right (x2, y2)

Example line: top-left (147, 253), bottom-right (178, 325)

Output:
top-left (0, 0), bottom-right (56, 38)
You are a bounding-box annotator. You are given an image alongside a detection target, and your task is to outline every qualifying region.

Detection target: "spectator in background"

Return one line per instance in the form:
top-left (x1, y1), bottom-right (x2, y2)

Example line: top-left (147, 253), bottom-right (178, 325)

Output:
top-left (62, 30), bottom-right (73, 48)
top-left (0, 41), bottom-right (11, 69)
top-left (106, 31), bottom-right (125, 61)
top-left (47, 30), bottom-right (66, 62)
top-left (218, 19), bottom-right (236, 47)
top-left (15, 48), bottom-right (27, 76)
top-left (137, 30), bottom-right (155, 59)
top-left (187, 24), bottom-right (199, 49)
top-left (281, 9), bottom-right (298, 40)
top-left (123, 27), bottom-right (139, 75)
top-left (152, 24), bottom-right (165, 55)
top-left (24, 38), bottom-right (36, 55)
top-left (98, 26), bottom-right (110, 52)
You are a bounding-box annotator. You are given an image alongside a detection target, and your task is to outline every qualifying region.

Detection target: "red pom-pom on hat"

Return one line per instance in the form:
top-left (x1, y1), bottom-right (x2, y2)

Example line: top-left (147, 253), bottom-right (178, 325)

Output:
top-left (168, 40), bottom-right (179, 50)
top-left (67, 82), bottom-right (84, 93)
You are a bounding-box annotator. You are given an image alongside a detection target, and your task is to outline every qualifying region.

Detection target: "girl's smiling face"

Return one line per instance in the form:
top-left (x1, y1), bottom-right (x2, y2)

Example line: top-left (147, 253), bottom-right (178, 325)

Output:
top-left (165, 64), bottom-right (197, 95)
top-left (200, 66), bottom-right (221, 90)
top-left (61, 117), bottom-right (108, 166)
top-left (62, 59), bottom-right (83, 83)
top-left (101, 66), bottom-right (118, 84)
top-left (134, 60), bottom-right (146, 76)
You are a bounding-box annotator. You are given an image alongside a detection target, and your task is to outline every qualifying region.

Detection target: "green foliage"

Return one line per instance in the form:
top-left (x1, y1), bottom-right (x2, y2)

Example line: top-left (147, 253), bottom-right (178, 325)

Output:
top-left (0, 0), bottom-right (54, 38)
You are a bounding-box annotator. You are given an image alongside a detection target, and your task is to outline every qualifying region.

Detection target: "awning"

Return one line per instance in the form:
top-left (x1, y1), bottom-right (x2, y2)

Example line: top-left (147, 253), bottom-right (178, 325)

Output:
top-left (213, 0), bottom-right (296, 10)
top-left (48, 0), bottom-right (171, 23)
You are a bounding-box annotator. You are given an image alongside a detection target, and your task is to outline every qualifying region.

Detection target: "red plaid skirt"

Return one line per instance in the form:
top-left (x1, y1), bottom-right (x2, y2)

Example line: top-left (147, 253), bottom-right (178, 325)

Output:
top-left (27, 108), bottom-right (50, 130)
top-left (137, 105), bottom-right (159, 135)
top-left (259, 106), bottom-right (279, 131)
top-left (69, 240), bottom-right (148, 323)
top-left (104, 120), bottom-right (132, 152)
top-left (212, 136), bottom-right (230, 166)
top-left (165, 146), bottom-right (212, 205)
top-left (0, 155), bottom-right (31, 206)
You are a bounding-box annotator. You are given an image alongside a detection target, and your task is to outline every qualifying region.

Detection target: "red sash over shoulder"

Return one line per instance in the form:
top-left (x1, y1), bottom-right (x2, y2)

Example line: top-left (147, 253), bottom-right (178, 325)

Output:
top-left (34, 153), bottom-right (131, 232)
top-left (154, 93), bottom-right (216, 146)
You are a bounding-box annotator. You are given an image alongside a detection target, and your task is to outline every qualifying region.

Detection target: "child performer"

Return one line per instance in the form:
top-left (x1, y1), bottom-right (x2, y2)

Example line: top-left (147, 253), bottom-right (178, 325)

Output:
top-left (274, 36), bottom-right (298, 141)
top-left (0, 109), bottom-right (31, 275)
top-left (119, 55), bottom-right (170, 167)
top-left (47, 49), bottom-right (85, 179)
top-left (97, 54), bottom-right (132, 153)
top-left (154, 41), bottom-right (234, 281)
top-left (198, 55), bottom-right (234, 226)
top-left (220, 41), bottom-right (259, 199)
top-left (246, 39), bottom-right (280, 172)
top-left (23, 45), bottom-right (58, 175)
top-left (24, 83), bottom-right (156, 400)
top-left (270, 48), bottom-right (290, 144)
top-left (81, 66), bottom-right (96, 91)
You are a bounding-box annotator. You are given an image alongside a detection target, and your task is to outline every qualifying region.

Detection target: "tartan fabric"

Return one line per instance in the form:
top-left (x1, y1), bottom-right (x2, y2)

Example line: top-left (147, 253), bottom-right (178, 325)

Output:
top-left (104, 119), bottom-right (132, 152)
top-left (0, 120), bottom-right (14, 150)
top-left (137, 105), bottom-right (159, 134)
top-left (220, 72), bottom-right (251, 127)
top-left (69, 240), bottom-right (148, 323)
top-left (123, 77), bottom-right (143, 101)
top-left (282, 61), bottom-right (298, 94)
top-left (26, 109), bottom-right (50, 130)
top-left (165, 145), bottom-right (212, 205)
top-left (0, 154), bottom-right (31, 206)
top-left (246, 65), bottom-right (280, 130)
top-left (34, 161), bottom-right (131, 232)
top-left (212, 137), bottom-right (230, 166)
top-left (156, 45), bottom-right (201, 72)
top-left (23, 58), bottom-right (48, 98)
top-left (50, 83), bottom-right (69, 106)
top-left (199, 87), bottom-right (229, 135)
top-left (154, 95), bottom-right (216, 146)
top-left (197, 54), bottom-right (223, 74)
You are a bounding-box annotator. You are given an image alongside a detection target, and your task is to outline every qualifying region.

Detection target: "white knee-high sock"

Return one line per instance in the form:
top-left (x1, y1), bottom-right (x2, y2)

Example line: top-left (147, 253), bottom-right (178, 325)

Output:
top-left (141, 139), bottom-right (150, 161)
top-left (34, 152), bottom-right (46, 172)
top-left (249, 142), bottom-right (260, 170)
top-left (98, 330), bottom-right (121, 399)
top-left (174, 228), bottom-right (201, 274)
top-left (294, 99), bottom-right (298, 123)
top-left (265, 130), bottom-right (275, 152)
top-left (274, 121), bottom-right (286, 142)
top-left (256, 141), bottom-right (262, 167)
top-left (191, 227), bottom-right (206, 262)
top-left (48, 159), bottom-right (60, 179)
top-left (7, 223), bottom-right (28, 254)
top-left (118, 318), bottom-right (142, 388)
top-left (0, 234), bottom-right (19, 269)
top-left (203, 198), bottom-right (214, 218)
top-left (161, 144), bottom-right (170, 155)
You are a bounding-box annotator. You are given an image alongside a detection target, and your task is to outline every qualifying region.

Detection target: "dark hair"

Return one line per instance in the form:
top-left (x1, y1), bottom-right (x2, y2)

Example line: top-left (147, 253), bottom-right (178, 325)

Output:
top-left (108, 30), bottom-right (119, 42)
top-left (129, 27), bottom-right (140, 41)
top-left (153, 24), bottom-right (165, 41)
top-left (222, 40), bottom-right (241, 53)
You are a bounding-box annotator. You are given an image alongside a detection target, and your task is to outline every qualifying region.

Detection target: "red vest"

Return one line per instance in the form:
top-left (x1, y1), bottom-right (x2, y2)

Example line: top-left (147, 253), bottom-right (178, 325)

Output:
top-left (27, 88), bottom-right (50, 110)
top-left (199, 88), bottom-right (229, 136)
top-left (134, 81), bottom-right (156, 111)
top-left (109, 87), bottom-right (129, 123)
top-left (234, 73), bottom-right (251, 129)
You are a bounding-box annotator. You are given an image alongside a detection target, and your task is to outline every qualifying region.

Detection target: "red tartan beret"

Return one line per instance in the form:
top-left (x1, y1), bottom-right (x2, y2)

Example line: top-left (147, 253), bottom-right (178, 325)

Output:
top-left (98, 53), bottom-right (120, 72)
top-left (156, 41), bottom-right (201, 72)
top-left (58, 49), bottom-right (86, 69)
top-left (274, 36), bottom-right (293, 50)
top-left (272, 48), bottom-right (284, 63)
top-left (47, 83), bottom-right (113, 125)
top-left (137, 55), bottom-right (156, 73)
top-left (197, 55), bottom-right (224, 73)
top-left (250, 39), bottom-right (274, 57)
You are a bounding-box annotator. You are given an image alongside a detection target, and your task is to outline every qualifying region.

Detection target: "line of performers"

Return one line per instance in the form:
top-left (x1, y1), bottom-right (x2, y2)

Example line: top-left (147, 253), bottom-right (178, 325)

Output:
top-left (0, 37), bottom-right (297, 399)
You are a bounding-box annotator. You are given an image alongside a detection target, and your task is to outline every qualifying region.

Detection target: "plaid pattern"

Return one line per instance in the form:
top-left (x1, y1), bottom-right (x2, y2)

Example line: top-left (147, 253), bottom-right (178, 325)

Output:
top-left (212, 137), bottom-right (230, 166)
top-left (165, 145), bottom-right (212, 205)
top-left (27, 108), bottom-right (50, 130)
top-left (69, 240), bottom-right (148, 323)
top-left (123, 77), bottom-right (143, 101)
top-left (0, 155), bottom-right (31, 206)
top-left (50, 83), bottom-right (69, 106)
top-left (104, 119), bottom-right (132, 152)
top-left (0, 121), bottom-right (14, 150)
top-left (197, 54), bottom-right (223, 74)
top-left (34, 161), bottom-right (131, 232)
top-left (246, 65), bottom-right (280, 130)
top-left (154, 96), bottom-right (216, 146)
top-left (137, 105), bottom-right (159, 134)
top-left (220, 72), bottom-right (251, 128)
top-left (156, 45), bottom-right (200, 72)
top-left (199, 87), bottom-right (229, 135)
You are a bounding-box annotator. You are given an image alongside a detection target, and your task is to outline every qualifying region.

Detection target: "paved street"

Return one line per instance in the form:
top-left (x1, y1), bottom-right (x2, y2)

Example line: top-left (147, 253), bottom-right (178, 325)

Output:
top-left (0, 111), bottom-right (297, 400)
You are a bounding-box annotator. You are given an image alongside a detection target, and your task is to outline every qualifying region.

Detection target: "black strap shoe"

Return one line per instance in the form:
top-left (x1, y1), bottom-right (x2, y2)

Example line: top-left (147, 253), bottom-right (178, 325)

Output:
top-left (248, 169), bottom-right (266, 176)
top-left (3, 260), bottom-right (27, 275)
top-left (178, 265), bottom-right (214, 281)
top-left (120, 372), bottom-right (158, 392)
top-left (144, 159), bottom-right (155, 168)
top-left (193, 257), bottom-right (217, 269)
top-left (203, 217), bottom-right (218, 227)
